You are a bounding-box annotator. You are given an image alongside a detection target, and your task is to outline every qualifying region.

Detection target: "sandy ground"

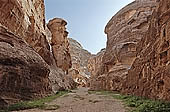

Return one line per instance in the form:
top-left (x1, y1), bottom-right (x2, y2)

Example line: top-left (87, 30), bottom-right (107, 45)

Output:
top-left (14, 87), bottom-right (127, 112)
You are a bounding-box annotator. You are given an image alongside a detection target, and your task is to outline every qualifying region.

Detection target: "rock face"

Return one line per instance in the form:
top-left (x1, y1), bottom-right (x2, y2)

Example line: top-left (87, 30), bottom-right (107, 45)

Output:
top-left (88, 49), bottom-right (105, 77)
top-left (0, 0), bottom-right (53, 65)
top-left (47, 18), bottom-right (72, 72)
top-left (0, 26), bottom-right (51, 108)
top-left (49, 67), bottom-right (77, 92)
top-left (47, 18), bottom-right (76, 92)
top-left (0, 0), bottom-right (53, 107)
top-left (122, 0), bottom-right (170, 100)
top-left (87, 49), bottom-right (106, 89)
top-left (89, 0), bottom-right (157, 91)
top-left (0, 0), bottom-right (76, 106)
top-left (68, 38), bottom-right (92, 86)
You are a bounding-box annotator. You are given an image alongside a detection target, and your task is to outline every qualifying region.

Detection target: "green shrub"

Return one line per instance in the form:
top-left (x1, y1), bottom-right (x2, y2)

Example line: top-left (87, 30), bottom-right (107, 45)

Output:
top-left (112, 94), bottom-right (170, 112)
top-left (134, 101), bottom-right (170, 112)
top-left (0, 91), bottom-right (68, 112)
top-left (89, 90), bottom-right (170, 112)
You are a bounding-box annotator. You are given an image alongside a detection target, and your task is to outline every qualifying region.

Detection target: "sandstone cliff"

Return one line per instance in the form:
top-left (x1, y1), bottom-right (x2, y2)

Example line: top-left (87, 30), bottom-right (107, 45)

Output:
top-left (0, 26), bottom-right (51, 108)
top-left (122, 0), bottom-right (170, 100)
top-left (0, 0), bottom-right (53, 107)
top-left (89, 0), bottom-right (157, 91)
top-left (0, 0), bottom-right (54, 65)
top-left (47, 18), bottom-right (76, 92)
top-left (88, 48), bottom-right (105, 78)
top-left (87, 49), bottom-right (106, 89)
top-left (47, 18), bottom-right (72, 72)
top-left (0, 0), bottom-right (75, 107)
top-left (68, 38), bottom-right (92, 86)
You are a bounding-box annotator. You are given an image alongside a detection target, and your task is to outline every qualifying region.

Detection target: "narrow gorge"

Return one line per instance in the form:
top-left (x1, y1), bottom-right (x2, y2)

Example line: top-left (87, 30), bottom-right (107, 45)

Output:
top-left (0, 0), bottom-right (170, 111)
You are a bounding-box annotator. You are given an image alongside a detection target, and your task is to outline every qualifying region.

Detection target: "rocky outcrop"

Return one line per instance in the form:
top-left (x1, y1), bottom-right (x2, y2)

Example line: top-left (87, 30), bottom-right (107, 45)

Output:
top-left (68, 38), bottom-right (92, 86)
top-left (47, 18), bottom-right (72, 72)
top-left (89, 0), bottom-right (157, 91)
top-left (0, 0), bottom-right (54, 65)
top-left (0, 0), bottom-right (53, 107)
top-left (49, 67), bottom-right (77, 92)
top-left (122, 0), bottom-right (170, 100)
top-left (0, 0), bottom-right (76, 106)
top-left (0, 26), bottom-right (51, 108)
top-left (47, 18), bottom-right (76, 92)
top-left (88, 48), bottom-right (105, 77)
top-left (87, 49), bottom-right (106, 89)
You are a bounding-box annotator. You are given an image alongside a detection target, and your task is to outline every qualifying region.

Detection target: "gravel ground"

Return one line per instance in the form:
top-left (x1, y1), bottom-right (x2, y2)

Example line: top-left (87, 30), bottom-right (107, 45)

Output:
top-left (14, 87), bottom-right (127, 112)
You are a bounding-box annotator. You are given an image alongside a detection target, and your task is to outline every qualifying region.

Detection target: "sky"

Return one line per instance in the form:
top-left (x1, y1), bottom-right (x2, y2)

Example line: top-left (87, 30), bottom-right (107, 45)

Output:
top-left (45, 0), bottom-right (135, 54)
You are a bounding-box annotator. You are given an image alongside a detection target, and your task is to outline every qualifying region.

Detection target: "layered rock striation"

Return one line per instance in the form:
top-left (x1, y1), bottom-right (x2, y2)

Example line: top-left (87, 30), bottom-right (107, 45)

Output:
top-left (0, 0), bottom-right (76, 107)
top-left (87, 48), bottom-right (106, 89)
top-left (88, 48), bottom-right (105, 78)
top-left (0, 0), bottom-right (53, 107)
top-left (122, 0), bottom-right (170, 100)
top-left (47, 18), bottom-right (72, 72)
top-left (0, 0), bottom-right (53, 65)
top-left (68, 38), bottom-right (92, 86)
top-left (0, 26), bottom-right (51, 108)
top-left (89, 0), bottom-right (157, 91)
top-left (47, 18), bottom-right (76, 92)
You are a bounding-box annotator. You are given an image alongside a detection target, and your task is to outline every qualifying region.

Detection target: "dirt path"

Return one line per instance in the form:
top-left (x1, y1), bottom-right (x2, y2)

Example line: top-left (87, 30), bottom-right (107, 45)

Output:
top-left (15, 87), bottom-right (127, 112)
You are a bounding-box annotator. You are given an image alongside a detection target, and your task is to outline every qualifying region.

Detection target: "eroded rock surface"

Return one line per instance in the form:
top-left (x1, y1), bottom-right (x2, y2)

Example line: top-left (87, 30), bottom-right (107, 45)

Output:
top-left (68, 38), bottom-right (92, 86)
top-left (47, 18), bottom-right (72, 72)
top-left (47, 18), bottom-right (76, 92)
top-left (122, 0), bottom-right (170, 100)
top-left (0, 0), bottom-right (76, 107)
top-left (88, 49), bottom-right (105, 77)
top-left (49, 67), bottom-right (77, 92)
top-left (0, 0), bottom-right (54, 65)
top-left (0, 26), bottom-right (51, 108)
top-left (87, 49), bottom-right (106, 89)
top-left (89, 0), bottom-right (157, 91)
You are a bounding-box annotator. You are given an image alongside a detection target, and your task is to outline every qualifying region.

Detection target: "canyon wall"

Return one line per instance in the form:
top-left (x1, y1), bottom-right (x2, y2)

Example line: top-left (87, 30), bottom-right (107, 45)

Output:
top-left (0, 26), bottom-right (51, 108)
top-left (68, 38), bottom-right (92, 86)
top-left (122, 0), bottom-right (170, 100)
top-left (87, 49), bottom-right (106, 89)
top-left (89, 0), bottom-right (157, 91)
top-left (47, 18), bottom-right (76, 92)
top-left (0, 0), bottom-right (75, 107)
top-left (47, 18), bottom-right (72, 72)
top-left (0, 0), bottom-right (53, 65)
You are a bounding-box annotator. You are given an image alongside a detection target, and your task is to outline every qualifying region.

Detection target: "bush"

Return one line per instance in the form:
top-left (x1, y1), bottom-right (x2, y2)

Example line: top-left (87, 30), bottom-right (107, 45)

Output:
top-left (0, 91), bottom-right (68, 112)
top-left (112, 94), bottom-right (170, 112)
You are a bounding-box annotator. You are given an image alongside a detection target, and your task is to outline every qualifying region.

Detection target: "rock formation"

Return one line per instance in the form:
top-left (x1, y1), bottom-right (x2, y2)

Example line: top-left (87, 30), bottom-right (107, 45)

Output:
top-left (0, 0), bottom-right (76, 107)
top-left (47, 18), bottom-right (76, 92)
top-left (87, 49), bottom-right (106, 88)
top-left (0, 0), bottom-right (53, 107)
top-left (0, 26), bottom-right (51, 108)
top-left (0, 0), bottom-right (54, 65)
top-left (88, 48), bottom-right (105, 77)
top-left (89, 0), bottom-right (157, 91)
top-left (68, 38), bottom-right (92, 86)
top-left (47, 18), bottom-right (72, 72)
top-left (122, 0), bottom-right (170, 100)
